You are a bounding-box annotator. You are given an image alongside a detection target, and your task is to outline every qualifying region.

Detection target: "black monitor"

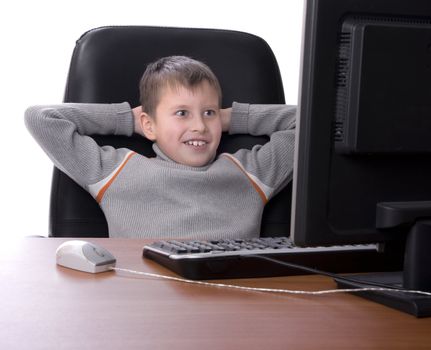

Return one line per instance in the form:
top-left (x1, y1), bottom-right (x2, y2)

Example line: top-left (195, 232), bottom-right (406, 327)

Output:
top-left (291, 0), bottom-right (431, 316)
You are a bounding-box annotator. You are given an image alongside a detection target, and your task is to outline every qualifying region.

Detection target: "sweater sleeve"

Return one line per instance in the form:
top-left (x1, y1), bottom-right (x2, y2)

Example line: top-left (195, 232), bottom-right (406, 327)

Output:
top-left (24, 102), bottom-right (135, 190)
top-left (225, 102), bottom-right (296, 201)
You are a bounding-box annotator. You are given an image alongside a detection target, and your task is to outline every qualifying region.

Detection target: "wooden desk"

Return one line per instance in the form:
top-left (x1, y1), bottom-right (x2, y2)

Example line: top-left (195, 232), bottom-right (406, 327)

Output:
top-left (1, 238), bottom-right (430, 349)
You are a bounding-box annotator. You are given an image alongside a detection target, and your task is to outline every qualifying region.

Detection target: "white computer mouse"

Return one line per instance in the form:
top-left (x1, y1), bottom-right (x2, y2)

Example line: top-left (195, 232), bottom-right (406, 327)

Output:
top-left (56, 240), bottom-right (116, 273)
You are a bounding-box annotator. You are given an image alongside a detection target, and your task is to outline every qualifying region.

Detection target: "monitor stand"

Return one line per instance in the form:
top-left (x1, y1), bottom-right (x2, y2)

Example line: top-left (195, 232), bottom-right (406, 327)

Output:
top-left (335, 203), bottom-right (431, 317)
top-left (334, 271), bottom-right (431, 317)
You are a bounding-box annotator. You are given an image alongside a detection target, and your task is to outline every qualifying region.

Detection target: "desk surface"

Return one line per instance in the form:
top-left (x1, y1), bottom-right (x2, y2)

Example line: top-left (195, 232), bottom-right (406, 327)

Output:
top-left (1, 238), bottom-right (430, 350)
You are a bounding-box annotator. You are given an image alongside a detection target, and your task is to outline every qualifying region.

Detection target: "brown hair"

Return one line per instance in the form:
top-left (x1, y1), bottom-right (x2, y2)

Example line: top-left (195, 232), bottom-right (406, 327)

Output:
top-left (139, 56), bottom-right (222, 116)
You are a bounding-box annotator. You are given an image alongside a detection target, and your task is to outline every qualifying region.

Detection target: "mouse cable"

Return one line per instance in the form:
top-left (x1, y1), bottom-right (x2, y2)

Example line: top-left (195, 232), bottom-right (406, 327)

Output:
top-left (110, 266), bottom-right (431, 297)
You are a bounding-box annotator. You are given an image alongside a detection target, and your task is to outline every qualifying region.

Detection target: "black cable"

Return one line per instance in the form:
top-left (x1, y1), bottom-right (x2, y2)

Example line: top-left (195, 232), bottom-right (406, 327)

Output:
top-left (244, 254), bottom-right (419, 293)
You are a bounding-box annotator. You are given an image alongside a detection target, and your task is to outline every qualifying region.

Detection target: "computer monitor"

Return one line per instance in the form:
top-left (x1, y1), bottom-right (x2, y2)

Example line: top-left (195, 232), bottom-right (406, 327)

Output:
top-left (291, 0), bottom-right (431, 316)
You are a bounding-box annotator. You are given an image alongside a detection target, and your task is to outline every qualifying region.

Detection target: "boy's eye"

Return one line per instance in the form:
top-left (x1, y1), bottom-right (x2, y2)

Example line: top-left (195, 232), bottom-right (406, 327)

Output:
top-left (175, 110), bottom-right (188, 117)
top-left (203, 110), bottom-right (216, 117)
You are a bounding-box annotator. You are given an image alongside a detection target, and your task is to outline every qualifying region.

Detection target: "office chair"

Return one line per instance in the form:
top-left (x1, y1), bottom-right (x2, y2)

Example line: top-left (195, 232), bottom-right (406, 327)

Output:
top-left (50, 25), bottom-right (291, 237)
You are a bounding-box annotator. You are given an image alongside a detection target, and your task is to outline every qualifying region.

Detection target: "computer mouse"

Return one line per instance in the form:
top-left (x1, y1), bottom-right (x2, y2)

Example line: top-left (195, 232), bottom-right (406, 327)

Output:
top-left (56, 240), bottom-right (116, 273)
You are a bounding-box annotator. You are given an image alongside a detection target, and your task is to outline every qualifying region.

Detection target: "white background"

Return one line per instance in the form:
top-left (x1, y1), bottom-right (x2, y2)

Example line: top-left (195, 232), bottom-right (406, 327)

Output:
top-left (0, 0), bottom-right (304, 239)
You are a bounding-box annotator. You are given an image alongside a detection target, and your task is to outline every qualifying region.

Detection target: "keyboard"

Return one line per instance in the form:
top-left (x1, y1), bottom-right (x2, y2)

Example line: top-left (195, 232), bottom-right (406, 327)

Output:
top-left (142, 237), bottom-right (387, 280)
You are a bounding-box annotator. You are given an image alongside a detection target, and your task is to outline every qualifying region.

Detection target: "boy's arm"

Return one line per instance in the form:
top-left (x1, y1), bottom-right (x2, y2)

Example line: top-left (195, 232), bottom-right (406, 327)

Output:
top-left (229, 102), bottom-right (296, 136)
top-left (25, 102), bottom-right (135, 190)
top-left (224, 102), bottom-right (296, 202)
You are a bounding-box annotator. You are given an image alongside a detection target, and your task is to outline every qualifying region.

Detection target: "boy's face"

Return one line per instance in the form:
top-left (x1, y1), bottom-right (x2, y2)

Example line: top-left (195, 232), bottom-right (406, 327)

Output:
top-left (143, 81), bottom-right (222, 167)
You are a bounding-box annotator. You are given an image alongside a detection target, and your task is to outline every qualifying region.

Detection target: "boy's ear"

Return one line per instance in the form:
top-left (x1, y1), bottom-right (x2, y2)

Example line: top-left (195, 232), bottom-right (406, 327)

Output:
top-left (140, 112), bottom-right (157, 141)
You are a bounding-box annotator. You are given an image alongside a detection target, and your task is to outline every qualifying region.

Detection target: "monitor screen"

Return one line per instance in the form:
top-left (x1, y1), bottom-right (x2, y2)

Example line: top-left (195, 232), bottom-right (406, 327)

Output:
top-left (290, 0), bottom-right (431, 315)
top-left (292, 0), bottom-right (431, 247)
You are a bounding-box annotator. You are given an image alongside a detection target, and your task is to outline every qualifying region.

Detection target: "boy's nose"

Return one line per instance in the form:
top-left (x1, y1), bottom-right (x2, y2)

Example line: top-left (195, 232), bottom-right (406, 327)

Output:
top-left (190, 115), bottom-right (207, 132)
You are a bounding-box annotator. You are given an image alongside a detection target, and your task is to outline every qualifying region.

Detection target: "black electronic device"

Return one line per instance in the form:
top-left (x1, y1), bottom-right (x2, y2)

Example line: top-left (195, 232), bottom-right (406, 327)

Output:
top-left (143, 237), bottom-right (387, 280)
top-left (292, 0), bottom-right (431, 317)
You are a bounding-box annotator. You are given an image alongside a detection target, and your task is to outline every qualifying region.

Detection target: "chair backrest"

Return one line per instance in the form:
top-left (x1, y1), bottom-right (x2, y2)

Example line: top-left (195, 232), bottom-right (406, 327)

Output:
top-left (50, 25), bottom-right (291, 237)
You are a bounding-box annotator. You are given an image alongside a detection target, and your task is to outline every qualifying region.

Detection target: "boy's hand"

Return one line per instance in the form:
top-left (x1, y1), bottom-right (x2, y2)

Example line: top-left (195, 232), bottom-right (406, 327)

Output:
top-left (220, 107), bottom-right (232, 132)
top-left (132, 106), bottom-right (146, 137)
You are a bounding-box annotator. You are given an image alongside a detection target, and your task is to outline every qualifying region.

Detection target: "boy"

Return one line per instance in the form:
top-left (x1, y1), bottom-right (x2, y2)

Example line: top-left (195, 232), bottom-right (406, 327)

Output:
top-left (25, 56), bottom-right (296, 239)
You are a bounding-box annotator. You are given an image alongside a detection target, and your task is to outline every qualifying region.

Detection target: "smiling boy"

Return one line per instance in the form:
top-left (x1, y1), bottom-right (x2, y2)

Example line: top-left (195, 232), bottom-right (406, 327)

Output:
top-left (25, 56), bottom-right (296, 239)
top-left (136, 81), bottom-right (224, 167)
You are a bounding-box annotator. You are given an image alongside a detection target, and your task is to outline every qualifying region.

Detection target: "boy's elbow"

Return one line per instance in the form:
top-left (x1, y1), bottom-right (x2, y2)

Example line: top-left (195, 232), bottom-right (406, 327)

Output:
top-left (24, 106), bottom-right (41, 129)
top-left (24, 105), bottom-right (49, 131)
top-left (24, 106), bottom-right (37, 127)
top-left (25, 104), bottom-right (53, 120)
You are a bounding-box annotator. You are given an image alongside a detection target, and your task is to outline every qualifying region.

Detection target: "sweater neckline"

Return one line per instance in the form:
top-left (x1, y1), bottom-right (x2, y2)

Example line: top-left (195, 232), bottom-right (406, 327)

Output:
top-left (151, 143), bottom-right (214, 171)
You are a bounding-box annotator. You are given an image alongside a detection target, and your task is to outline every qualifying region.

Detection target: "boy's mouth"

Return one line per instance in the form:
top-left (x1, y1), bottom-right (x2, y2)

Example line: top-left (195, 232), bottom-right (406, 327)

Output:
top-left (184, 140), bottom-right (208, 147)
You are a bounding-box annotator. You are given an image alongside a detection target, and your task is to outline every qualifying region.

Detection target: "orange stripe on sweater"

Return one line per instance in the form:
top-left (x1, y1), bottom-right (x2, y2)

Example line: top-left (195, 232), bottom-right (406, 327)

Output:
top-left (96, 152), bottom-right (136, 204)
top-left (222, 155), bottom-right (268, 204)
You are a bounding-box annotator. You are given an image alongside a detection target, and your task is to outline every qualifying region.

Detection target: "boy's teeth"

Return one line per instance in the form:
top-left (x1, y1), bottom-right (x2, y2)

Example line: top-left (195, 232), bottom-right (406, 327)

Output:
top-left (185, 140), bottom-right (207, 146)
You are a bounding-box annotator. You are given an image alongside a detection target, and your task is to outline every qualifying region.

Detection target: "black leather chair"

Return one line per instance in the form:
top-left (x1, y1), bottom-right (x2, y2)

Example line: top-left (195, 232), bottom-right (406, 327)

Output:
top-left (50, 25), bottom-right (292, 237)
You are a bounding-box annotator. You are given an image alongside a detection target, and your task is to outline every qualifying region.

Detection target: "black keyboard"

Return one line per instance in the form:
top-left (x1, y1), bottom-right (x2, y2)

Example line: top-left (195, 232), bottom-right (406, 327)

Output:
top-left (142, 237), bottom-right (390, 280)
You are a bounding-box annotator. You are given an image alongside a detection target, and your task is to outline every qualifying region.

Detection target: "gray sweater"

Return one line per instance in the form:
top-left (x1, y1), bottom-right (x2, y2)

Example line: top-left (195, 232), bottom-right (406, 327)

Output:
top-left (25, 102), bottom-right (296, 239)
